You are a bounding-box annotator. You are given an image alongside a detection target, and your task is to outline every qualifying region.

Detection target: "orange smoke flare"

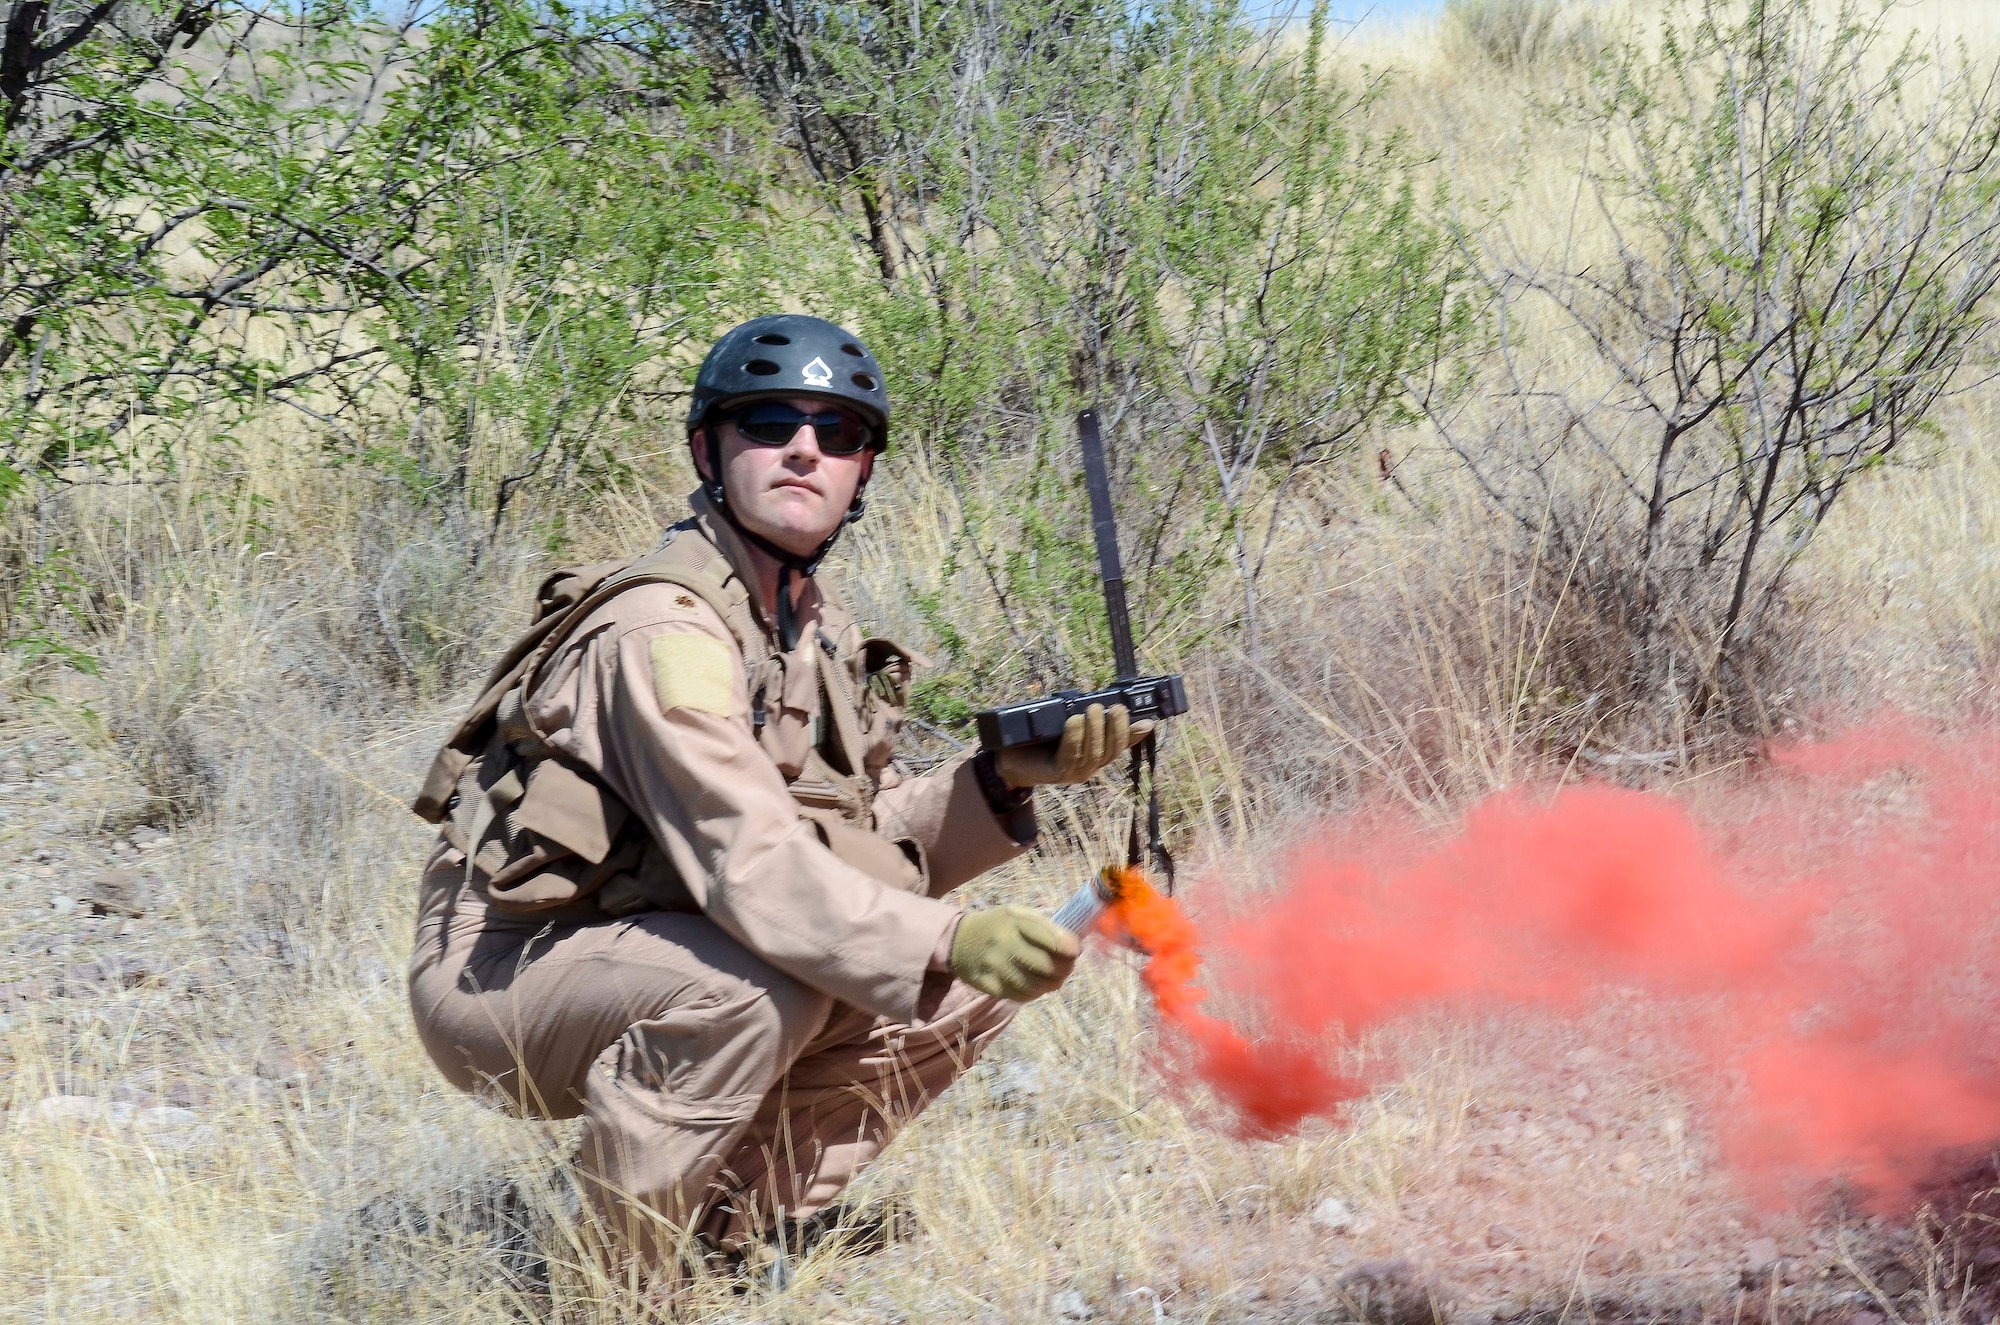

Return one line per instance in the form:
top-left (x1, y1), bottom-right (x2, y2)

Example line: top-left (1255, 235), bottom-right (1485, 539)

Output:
top-left (1100, 866), bottom-right (1359, 1136)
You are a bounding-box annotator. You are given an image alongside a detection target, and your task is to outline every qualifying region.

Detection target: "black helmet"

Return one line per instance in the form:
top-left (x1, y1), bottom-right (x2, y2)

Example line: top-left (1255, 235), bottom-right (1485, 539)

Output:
top-left (687, 314), bottom-right (890, 449)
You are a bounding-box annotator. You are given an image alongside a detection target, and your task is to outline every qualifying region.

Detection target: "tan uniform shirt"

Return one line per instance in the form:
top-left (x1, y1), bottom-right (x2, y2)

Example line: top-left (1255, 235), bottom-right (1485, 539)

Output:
top-left (520, 499), bottom-right (1027, 1024)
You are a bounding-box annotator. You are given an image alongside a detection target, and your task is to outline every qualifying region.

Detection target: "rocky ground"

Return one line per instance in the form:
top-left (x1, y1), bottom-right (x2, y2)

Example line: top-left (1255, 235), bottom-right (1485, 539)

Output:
top-left (0, 712), bottom-right (317, 1134)
top-left (0, 694), bottom-right (430, 1322)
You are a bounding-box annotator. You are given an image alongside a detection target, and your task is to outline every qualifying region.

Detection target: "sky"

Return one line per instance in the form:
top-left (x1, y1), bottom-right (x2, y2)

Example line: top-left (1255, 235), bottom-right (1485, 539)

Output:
top-left (1326, 0), bottom-right (1441, 20)
top-left (1263, 0), bottom-right (1443, 34)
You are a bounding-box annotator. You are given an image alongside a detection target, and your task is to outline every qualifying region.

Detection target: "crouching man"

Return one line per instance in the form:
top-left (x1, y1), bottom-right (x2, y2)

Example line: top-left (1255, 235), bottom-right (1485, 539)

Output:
top-left (406, 315), bottom-right (1148, 1272)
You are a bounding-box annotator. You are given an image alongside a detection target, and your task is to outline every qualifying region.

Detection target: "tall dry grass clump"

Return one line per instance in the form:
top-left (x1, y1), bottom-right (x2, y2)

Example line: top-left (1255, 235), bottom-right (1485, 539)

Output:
top-left (1441, 0), bottom-right (1602, 69)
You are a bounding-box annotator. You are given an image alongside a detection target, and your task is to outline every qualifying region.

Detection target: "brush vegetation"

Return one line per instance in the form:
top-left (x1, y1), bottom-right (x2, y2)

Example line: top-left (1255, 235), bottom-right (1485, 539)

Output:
top-left (5, 0), bottom-right (2000, 1320)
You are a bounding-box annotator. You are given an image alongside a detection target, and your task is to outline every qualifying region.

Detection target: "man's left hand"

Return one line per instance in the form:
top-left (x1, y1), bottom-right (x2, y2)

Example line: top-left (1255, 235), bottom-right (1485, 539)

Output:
top-left (996, 702), bottom-right (1155, 788)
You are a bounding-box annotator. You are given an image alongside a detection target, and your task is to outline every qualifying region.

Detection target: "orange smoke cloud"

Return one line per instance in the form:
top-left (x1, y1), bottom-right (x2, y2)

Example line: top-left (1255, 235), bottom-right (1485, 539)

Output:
top-left (1100, 715), bottom-right (2000, 1206)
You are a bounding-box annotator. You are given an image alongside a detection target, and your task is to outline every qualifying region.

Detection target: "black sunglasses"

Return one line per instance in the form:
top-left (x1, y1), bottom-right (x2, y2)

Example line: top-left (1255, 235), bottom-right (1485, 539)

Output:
top-left (723, 402), bottom-right (876, 455)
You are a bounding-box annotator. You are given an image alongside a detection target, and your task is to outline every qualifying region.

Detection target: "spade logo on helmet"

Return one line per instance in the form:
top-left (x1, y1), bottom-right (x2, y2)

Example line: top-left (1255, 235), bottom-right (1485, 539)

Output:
top-left (801, 357), bottom-right (833, 389)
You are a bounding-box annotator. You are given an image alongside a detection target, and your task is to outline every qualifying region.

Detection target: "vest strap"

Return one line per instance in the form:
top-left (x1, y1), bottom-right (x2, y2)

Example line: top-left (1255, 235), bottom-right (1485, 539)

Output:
top-left (412, 521), bottom-right (757, 824)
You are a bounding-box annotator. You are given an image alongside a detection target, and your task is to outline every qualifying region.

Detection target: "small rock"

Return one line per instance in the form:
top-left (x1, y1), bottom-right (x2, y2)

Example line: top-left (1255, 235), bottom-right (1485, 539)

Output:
top-left (60, 956), bottom-right (159, 993)
top-left (1612, 1151), bottom-right (1642, 1176)
top-left (1342, 1258), bottom-right (1417, 1282)
top-left (116, 1070), bottom-right (213, 1109)
top-left (1486, 1224), bottom-right (1525, 1249)
top-left (149, 1122), bottom-right (215, 1152)
top-left (991, 1061), bottom-right (1044, 1101)
top-left (1299, 1276), bottom-right (1325, 1301)
top-left (1570, 1081), bottom-right (1591, 1102)
top-left (1566, 1046), bottom-right (1607, 1066)
top-left (1842, 1311), bottom-right (1886, 1325)
top-left (225, 1074), bottom-right (287, 1106)
top-left (15, 1095), bottom-right (133, 1128)
top-left (48, 895), bottom-right (76, 915)
top-left (110, 955), bottom-right (161, 988)
top-left (131, 826), bottom-right (168, 848)
top-left (1743, 1237), bottom-right (1781, 1272)
top-left (15, 1094), bottom-right (207, 1145)
top-left (164, 1078), bottom-right (212, 1109)
top-left (1052, 1288), bottom-right (1093, 1320)
top-left (245, 928), bottom-right (292, 961)
top-left (131, 1105), bottom-right (200, 1132)
top-left (88, 870), bottom-right (148, 918)
top-left (1877, 1265), bottom-right (1917, 1296)
top-left (256, 1049), bottom-right (313, 1083)
top-left (1311, 1196), bottom-right (1356, 1232)
top-left (1587, 1233), bottom-right (1629, 1271)
top-left (0, 979), bottom-right (47, 1006)
top-left (0, 1013), bottom-right (15, 1034)
top-left (1338, 1257), bottom-right (1428, 1319)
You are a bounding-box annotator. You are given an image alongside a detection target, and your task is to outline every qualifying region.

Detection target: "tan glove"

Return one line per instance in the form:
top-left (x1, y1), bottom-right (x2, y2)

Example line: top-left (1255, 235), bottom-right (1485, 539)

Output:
top-left (995, 702), bottom-right (1156, 788)
top-left (948, 905), bottom-right (1080, 1002)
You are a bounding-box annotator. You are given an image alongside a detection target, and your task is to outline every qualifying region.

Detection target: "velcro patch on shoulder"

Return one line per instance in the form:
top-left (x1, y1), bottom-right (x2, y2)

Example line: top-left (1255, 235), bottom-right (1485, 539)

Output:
top-left (649, 634), bottom-right (735, 718)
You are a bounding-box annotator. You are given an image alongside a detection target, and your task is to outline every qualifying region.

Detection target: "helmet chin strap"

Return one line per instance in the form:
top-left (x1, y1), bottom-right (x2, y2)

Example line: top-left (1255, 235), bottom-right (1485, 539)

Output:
top-left (705, 434), bottom-right (867, 652)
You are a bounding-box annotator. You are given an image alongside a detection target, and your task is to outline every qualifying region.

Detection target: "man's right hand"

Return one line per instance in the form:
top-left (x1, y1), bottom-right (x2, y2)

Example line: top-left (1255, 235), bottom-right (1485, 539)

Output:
top-left (948, 905), bottom-right (1080, 1002)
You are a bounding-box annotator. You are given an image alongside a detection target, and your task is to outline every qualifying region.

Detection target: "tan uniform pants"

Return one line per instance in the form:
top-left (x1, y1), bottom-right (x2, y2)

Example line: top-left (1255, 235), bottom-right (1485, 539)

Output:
top-left (407, 853), bottom-right (1015, 1260)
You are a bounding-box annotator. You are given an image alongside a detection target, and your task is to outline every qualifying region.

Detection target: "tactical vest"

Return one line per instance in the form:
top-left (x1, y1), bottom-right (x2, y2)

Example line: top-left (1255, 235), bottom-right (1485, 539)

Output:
top-left (412, 519), bottom-right (919, 916)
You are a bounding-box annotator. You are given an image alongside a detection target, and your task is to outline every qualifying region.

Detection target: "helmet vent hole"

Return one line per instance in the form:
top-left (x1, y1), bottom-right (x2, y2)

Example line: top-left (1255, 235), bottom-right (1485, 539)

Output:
top-left (744, 359), bottom-right (781, 376)
top-left (753, 334), bottom-right (791, 345)
top-left (840, 343), bottom-right (865, 357)
top-left (851, 373), bottom-right (877, 391)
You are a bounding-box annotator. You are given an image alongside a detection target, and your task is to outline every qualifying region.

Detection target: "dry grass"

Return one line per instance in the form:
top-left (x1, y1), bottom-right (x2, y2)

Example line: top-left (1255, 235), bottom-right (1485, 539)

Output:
top-left (6, 7), bottom-right (2000, 1324)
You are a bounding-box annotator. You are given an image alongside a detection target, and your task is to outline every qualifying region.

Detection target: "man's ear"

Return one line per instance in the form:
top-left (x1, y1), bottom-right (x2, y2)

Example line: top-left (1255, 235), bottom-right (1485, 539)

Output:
top-left (858, 449), bottom-right (876, 486)
top-left (690, 428), bottom-right (712, 482)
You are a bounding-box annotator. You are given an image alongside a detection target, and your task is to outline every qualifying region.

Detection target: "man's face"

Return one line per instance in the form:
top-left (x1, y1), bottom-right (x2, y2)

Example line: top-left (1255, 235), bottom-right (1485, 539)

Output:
top-left (696, 395), bottom-right (877, 558)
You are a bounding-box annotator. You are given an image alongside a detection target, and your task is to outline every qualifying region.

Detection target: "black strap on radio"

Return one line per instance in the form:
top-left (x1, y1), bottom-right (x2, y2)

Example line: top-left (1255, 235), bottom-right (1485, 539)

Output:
top-left (1126, 732), bottom-right (1174, 894)
top-left (1080, 407), bottom-right (1174, 895)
